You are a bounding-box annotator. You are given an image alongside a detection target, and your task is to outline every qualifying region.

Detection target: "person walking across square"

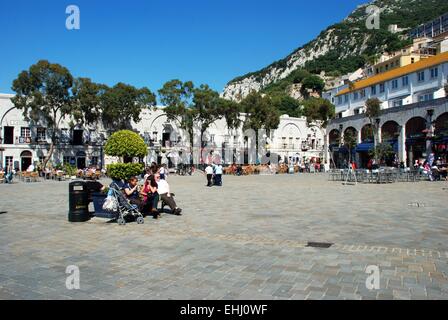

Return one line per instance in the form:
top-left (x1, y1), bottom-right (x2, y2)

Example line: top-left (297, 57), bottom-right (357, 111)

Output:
top-left (205, 164), bottom-right (214, 187)
top-left (213, 163), bottom-right (223, 186)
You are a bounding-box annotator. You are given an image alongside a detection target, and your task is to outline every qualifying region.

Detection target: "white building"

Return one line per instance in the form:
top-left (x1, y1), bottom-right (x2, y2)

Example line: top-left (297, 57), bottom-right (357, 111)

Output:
top-left (324, 52), bottom-right (448, 168)
top-left (333, 52), bottom-right (448, 118)
top-left (0, 93), bottom-right (107, 171)
top-left (1, 94), bottom-right (326, 170)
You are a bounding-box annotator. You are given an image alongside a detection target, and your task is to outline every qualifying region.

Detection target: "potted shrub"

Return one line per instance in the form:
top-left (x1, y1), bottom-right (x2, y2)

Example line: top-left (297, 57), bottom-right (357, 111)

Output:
top-left (63, 164), bottom-right (77, 180)
top-left (105, 130), bottom-right (147, 181)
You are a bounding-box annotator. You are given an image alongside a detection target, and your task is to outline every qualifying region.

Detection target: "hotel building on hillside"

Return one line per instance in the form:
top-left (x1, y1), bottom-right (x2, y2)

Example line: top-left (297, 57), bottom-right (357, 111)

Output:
top-left (324, 52), bottom-right (448, 169)
top-left (0, 93), bottom-right (326, 171)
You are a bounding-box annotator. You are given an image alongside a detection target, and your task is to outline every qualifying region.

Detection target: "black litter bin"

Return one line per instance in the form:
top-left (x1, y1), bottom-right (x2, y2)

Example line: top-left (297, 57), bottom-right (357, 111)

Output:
top-left (68, 181), bottom-right (90, 222)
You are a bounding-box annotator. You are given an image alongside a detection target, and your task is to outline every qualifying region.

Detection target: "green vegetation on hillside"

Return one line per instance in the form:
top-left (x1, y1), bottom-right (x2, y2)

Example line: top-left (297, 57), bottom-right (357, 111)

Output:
top-left (227, 0), bottom-right (448, 94)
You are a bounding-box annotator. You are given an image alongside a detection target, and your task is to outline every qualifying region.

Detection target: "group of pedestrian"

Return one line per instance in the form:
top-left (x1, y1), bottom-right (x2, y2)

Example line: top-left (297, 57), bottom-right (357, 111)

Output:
top-left (205, 163), bottom-right (223, 187)
top-left (414, 154), bottom-right (448, 181)
top-left (0, 165), bottom-right (14, 184)
top-left (113, 163), bottom-right (182, 219)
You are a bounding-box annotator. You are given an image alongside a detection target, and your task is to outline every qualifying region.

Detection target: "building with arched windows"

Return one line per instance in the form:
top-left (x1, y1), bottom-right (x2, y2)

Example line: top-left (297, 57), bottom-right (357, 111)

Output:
top-left (1, 93), bottom-right (326, 170)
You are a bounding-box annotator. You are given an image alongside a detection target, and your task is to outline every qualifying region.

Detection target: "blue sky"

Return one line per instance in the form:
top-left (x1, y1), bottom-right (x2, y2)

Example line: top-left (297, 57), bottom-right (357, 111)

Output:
top-left (0, 0), bottom-right (367, 95)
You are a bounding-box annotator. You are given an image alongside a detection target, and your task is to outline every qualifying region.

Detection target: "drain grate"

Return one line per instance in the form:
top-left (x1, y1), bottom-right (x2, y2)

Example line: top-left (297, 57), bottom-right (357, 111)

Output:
top-left (408, 202), bottom-right (426, 208)
top-left (306, 242), bottom-right (333, 248)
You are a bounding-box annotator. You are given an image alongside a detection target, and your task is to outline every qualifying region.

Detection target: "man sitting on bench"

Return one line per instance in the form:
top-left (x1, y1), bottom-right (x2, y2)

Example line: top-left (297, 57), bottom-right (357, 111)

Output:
top-left (155, 174), bottom-right (182, 215)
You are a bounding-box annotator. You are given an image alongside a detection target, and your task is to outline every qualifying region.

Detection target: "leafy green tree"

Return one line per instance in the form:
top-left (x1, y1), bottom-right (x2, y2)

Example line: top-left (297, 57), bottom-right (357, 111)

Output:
top-left (158, 80), bottom-right (195, 145)
top-left (219, 98), bottom-right (242, 131)
top-left (365, 98), bottom-right (382, 150)
top-left (241, 91), bottom-right (280, 161)
top-left (301, 75), bottom-right (325, 97)
top-left (11, 60), bottom-right (74, 169)
top-left (271, 94), bottom-right (303, 118)
top-left (191, 84), bottom-right (223, 147)
top-left (105, 130), bottom-right (148, 163)
top-left (158, 81), bottom-right (239, 158)
top-left (369, 142), bottom-right (394, 165)
top-left (72, 77), bottom-right (107, 126)
top-left (106, 163), bottom-right (144, 181)
top-left (302, 98), bottom-right (335, 127)
top-left (158, 79), bottom-right (194, 124)
top-left (343, 129), bottom-right (357, 163)
top-left (101, 83), bottom-right (156, 130)
top-left (105, 130), bottom-right (146, 181)
top-left (291, 69), bottom-right (311, 84)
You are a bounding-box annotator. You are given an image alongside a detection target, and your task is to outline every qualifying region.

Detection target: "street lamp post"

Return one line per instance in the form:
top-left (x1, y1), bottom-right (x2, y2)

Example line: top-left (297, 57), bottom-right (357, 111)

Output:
top-left (339, 124), bottom-right (344, 146)
top-left (98, 133), bottom-right (107, 171)
top-left (337, 124), bottom-right (344, 169)
top-left (426, 109), bottom-right (435, 162)
top-left (0, 137), bottom-right (4, 169)
top-left (375, 118), bottom-right (381, 146)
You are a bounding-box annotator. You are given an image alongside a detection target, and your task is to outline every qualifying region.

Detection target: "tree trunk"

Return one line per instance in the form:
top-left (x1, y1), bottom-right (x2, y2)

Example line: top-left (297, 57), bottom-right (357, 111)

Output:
top-left (43, 139), bottom-right (55, 170)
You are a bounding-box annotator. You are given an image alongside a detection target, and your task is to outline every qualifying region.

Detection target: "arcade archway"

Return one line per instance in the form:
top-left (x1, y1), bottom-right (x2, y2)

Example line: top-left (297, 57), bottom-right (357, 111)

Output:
top-left (20, 150), bottom-right (33, 171)
top-left (406, 117), bottom-right (427, 167)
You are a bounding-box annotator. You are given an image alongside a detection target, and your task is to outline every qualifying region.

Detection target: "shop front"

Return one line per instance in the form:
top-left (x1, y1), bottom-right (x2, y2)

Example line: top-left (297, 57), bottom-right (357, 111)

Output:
top-left (405, 117), bottom-right (427, 166)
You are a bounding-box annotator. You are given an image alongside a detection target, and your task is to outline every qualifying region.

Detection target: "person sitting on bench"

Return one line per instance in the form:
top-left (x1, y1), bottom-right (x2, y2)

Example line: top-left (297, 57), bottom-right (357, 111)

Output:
top-left (155, 174), bottom-right (182, 215)
top-left (140, 175), bottom-right (160, 219)
top-left (124, 177), bottom-right (145, 210)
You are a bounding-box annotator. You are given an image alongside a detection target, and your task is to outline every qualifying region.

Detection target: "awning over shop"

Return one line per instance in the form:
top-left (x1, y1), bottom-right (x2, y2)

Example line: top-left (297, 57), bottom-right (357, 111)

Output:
top-left (406, 134), bottom-right (426, 145)
top-left (356, 142), bottom-right (374, 152)
top-left (434, 136), bottom-right (448, 143)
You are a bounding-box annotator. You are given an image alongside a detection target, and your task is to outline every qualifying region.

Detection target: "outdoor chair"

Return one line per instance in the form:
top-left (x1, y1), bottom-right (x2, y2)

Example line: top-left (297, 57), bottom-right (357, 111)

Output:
top-left (355, 170), bottom-right (367, 183)
top-left (385, 170), bottom-right (396, 183)
top-left (30, 172), bottom-right (40, 182)
top-left (56, 171), bottom-right (66, 181)
top-left (366, 171), bottom-right (378, 184)
top-left (396, 170), bottom-right (408, 182)
top-left (328, 169), bottom-right (342, 181)
top-left (22, 171), bottom-right (32, 183)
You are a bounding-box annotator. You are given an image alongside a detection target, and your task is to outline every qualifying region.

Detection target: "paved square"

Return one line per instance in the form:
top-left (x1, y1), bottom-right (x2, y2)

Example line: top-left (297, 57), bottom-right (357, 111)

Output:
top-left (1, 174), bottom-right (448, 300)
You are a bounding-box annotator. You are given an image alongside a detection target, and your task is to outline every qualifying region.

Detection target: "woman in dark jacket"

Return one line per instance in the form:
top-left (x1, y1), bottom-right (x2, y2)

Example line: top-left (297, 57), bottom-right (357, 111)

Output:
top-left (140, 175), bottom-right (160, 219)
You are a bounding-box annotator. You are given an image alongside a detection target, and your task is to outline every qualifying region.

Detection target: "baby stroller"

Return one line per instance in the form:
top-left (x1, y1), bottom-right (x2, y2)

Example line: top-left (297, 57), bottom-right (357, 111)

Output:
top-left (101, 182), bottom-right (145, 226)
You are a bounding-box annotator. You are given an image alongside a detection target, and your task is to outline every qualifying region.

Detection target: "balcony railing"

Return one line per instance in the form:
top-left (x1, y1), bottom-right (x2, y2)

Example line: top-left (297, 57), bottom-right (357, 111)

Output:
top-left (282, 144), bottom-right (297, 150)
top-left (15, 136), bottom-right (32, 144)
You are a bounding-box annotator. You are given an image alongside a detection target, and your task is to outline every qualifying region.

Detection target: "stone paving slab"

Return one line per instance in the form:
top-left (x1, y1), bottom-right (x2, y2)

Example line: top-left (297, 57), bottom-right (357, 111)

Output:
top-left (0, 174), bottom-right (448, 300)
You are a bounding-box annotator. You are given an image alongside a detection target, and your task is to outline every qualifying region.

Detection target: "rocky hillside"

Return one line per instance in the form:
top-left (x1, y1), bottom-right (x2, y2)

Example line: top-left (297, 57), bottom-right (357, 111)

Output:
top-left (222, 0), bottom-right (448, 101)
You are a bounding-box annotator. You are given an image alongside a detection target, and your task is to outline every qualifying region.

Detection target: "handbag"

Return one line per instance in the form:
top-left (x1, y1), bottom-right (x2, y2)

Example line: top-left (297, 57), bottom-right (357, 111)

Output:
top-left (102, 195), bottom-right (118, 212)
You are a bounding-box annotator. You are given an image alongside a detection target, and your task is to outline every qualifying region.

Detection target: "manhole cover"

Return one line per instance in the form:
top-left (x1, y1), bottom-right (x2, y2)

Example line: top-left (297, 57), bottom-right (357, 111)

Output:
top-left (408, 202), bottom-right (426, 207)
top-left (306, 242), bottom-right (333, 248)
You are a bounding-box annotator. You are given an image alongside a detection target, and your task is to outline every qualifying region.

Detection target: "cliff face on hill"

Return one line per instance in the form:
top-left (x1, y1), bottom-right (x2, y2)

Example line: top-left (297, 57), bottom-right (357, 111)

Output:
top-left (222, 0), bottom-right (448, 101)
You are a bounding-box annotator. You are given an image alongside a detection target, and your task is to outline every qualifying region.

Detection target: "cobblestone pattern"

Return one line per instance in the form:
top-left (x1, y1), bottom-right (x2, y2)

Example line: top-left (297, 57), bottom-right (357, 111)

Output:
top-left (0, 174), bottom-right (447, 300)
